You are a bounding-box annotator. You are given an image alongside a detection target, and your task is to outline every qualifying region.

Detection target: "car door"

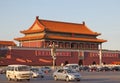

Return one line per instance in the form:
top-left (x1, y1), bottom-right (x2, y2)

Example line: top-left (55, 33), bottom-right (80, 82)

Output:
top-left (9, 67), bottom-right (14, 79)
top-left (61, 70), bottom-right (67, 80)
top-left (56, 69), bottom-right (64, 80)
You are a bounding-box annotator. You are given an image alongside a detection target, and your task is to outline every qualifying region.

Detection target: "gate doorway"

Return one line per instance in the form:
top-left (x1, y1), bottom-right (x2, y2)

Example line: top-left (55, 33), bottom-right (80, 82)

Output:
top-left (78, 60), bottom-right (83, 66)
top-left (64, 61), bottom-right (69, 65)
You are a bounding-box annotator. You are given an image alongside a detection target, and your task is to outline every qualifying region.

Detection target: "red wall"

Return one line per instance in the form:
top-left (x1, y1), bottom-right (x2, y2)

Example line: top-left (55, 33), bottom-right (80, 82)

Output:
top-left (22, 41), bottom-right (43, 47)
top-left (0, 47), bottom-right (120, 66)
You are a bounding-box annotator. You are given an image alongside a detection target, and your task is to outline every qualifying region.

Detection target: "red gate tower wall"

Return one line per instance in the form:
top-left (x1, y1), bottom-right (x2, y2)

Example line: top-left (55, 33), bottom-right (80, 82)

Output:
top-left (1, 16), bottom-right (111, 66)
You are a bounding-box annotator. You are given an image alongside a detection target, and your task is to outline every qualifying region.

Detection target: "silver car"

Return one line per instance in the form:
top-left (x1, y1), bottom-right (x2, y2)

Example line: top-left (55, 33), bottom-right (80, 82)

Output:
top-left (31, 68), bottom-right (44, 78)
top-left (53, 68), bottom-right (81, 81)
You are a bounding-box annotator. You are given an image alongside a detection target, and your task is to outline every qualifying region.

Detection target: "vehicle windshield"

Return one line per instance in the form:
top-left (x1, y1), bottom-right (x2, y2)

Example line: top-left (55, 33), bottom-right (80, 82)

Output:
top-left (31, 68), bottom-right (39, 72)
top-left (43, 66), bottom-right (50, 69)
top-left (71, 65), bottom-right (79, 69)
top-left (65, 69), bottom-right (76, 73)
top-left (18, 66), bottom-right (30, 71)
top-left (65, 65), bottom-right (79, 69)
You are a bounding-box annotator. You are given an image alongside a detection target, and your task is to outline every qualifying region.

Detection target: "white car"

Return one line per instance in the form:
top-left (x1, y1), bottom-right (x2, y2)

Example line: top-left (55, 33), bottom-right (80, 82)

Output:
top-left (53, 68), bottom-right (81, 81)
top-left (6, 64), bottom-right (32, 81)
top-left (64, 64), bottom-right (80, 72)
top-left (31, 67), bottom-right (44, 78)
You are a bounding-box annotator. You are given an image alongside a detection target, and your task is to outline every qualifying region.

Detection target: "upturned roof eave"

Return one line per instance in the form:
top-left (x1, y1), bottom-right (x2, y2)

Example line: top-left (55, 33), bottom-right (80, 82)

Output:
top-left (14, 34), bottom-right (45, 41)
top-left (45, 35), bottom-right (107, 43)
top-left (45, 29), bottom-right (100, 36)
top-left (0, 41), bottom-right (16, 46)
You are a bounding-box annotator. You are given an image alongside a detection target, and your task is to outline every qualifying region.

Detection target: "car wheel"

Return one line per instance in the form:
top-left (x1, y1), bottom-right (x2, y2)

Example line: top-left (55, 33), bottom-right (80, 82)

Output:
top-left (7, 75), bottom-right (11, 81)
top-left (66, 76), bottom-right (69, 82)
top-left (77, 79), bottom-right (81, 81)
top-left (14, 76), bottom-right (18, 81)
top-left (41, 75), bottom-right (44, 78)
top-left (27, 79), bottom-right (30, 81)
top-left (54, 76), bottom-right (57, 81)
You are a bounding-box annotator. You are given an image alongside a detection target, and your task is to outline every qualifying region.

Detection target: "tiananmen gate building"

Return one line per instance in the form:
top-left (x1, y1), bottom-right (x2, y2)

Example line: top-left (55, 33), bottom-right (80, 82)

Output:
top-left (0, 16), bottom-right (120, 66)
top-left (14, 16), bottom-right (106, 49)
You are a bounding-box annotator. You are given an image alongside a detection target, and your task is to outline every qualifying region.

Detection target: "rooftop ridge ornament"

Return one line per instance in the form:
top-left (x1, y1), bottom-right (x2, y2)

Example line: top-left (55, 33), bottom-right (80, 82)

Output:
top-left (82, 21), bottom-right (85, 25)
top-left (36, 16), bottom-right (39, 19)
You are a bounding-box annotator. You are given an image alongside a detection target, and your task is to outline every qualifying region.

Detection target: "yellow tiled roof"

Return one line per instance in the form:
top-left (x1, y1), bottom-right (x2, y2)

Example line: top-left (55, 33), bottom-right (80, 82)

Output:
top-left (21, 17), bottom-right (100, 35)
top-left (39, 19), bottom-right (100, 35)
top-left (0, 40), bottom-right (16, 46)
top-left (46, 35), bottom-right (107, 43)
top-left (14, 16), bottom-right (106, 43)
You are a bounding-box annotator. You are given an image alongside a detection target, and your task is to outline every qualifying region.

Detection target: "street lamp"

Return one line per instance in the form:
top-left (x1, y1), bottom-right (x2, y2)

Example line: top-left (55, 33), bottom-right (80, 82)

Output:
top-left (7, 46), bottom-right (12, 59)
top-left (99, 43), bottom-right (102, 66)
top-left (49, 42), bottom-right (58, 69)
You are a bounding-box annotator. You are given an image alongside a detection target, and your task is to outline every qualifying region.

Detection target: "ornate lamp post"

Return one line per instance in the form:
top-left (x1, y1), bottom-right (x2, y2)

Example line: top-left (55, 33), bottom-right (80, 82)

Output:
top-left (7, 46), bottom-right (12, 59)
top-left (49, 42), bottom-right (58, 69)
top-left (99, 43), bottom-right (102, 66)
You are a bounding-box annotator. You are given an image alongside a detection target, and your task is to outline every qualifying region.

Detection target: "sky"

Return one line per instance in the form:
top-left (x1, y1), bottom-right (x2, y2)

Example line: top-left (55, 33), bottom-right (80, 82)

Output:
top-left (0, 0), bottom-right (120, 50)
